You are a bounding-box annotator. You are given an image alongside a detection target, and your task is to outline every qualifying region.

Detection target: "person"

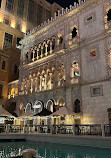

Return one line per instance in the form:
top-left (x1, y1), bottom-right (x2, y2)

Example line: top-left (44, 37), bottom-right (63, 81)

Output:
top-left (75, 124), bottom-right (79, 135)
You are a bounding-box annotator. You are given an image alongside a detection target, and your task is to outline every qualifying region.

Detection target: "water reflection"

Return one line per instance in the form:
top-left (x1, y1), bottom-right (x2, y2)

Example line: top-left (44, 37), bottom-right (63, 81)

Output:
top-left (0, 141), bottom-right (111, 158)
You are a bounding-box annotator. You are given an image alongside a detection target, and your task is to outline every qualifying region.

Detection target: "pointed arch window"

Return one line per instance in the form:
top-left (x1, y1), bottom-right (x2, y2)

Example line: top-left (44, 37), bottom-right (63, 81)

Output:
top-left (107, 9), bottom-right (111, 21)
top-left (74, 99), bottom-right (81, 113)
top-left (72, 27), bottom-right (77, 38)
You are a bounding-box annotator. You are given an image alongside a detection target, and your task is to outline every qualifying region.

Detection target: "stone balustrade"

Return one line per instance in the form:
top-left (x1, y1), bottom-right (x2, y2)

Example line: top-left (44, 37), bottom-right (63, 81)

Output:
top-left (23, 0), bottom-right (87, 39)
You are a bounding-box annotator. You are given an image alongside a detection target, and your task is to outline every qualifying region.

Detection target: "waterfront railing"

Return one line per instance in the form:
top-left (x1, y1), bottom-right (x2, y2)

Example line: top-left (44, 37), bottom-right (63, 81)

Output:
top-left (0, 124), bottom-right (111, 137)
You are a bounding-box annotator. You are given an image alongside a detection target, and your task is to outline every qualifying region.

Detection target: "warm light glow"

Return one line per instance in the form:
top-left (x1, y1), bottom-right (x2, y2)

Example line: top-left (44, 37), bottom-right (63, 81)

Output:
top-left (15, 88), bottom-right (18, 94)
top-left (11, 21), bottom-right (15, 28)
top-left (0, 15), bottom-right (3, 22)
top-left (11, 88), bottom-right (14, 95)
top-left (22, 24), bottom-right (26, 33)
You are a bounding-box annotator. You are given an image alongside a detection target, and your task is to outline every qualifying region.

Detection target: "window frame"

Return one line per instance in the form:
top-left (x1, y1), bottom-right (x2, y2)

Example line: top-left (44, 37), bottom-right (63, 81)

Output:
top-left (5, 0), bottom-right (14, 13)
top-left (3, 17), bottom-right (11, 26)
top-left (17, 0), bottom-right (25, 18)
top-left (90, 85), bottom-right (103, 97)
top-left (3, 32), bottom-right (13, 48)
top-left (0, 56), bottom-right (8, 71)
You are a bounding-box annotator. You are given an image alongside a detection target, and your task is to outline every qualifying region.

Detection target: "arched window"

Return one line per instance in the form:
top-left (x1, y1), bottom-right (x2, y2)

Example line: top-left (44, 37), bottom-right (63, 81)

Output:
top-left (38, 46), bottom-right (41, 57)
top-left (72, 27), bottom-right (77, 38)
top-left (46, 99), bottom-right (55, 112)
top-left (107, 9), bottom-right (111, 21)
top-left (59, 36), bottom-right (63, 44)
top-left (25, 103), bottom-right (32, 113)
top-left (31, 51), bottom-right (33, 60)
top-left (34, 101), bottom-right (43, 114)
top-left (58, 96), bottom-right (65, 107)
top-left (47, 41), bottom-right (50, 52)
top-left (52, 38), bottom-right (55, 50)
top-left (74, 99), bottom-right (81, 113)
top-left (43, 44), bottom-right (46, 55)
top-left (71, 61), bottom-right (80, 77)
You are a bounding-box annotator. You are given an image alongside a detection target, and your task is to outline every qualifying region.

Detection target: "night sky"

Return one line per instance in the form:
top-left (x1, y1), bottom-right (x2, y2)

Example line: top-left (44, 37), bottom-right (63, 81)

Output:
top-left (46, 0), bottom-right (78, 8)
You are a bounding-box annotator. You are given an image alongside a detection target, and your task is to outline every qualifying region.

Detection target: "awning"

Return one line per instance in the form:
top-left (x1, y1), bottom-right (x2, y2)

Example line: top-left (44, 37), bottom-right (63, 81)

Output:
top-left (0, 105), bottom-right (15, 118)
top-left (18, 111), bottom-right (33, 118)
top-left (50, 106), bottom-right (74, 116)
top-left (34, 108), bottom-right (52, 116)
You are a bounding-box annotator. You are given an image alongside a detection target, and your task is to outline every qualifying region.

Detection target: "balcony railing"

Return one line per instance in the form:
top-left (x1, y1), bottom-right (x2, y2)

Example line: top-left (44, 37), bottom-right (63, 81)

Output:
top-left (23, 43), bottom-right (65, 66)
top-left (71, 76), bottom-right (80, 84)
top-left (69, 36), bottom-right (79, 47)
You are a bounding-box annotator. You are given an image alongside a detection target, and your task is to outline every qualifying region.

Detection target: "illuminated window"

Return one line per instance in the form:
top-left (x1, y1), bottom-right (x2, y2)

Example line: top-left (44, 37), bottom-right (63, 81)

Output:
top-left (0, 0), bottom-right (2, 8)
top-left (11, 88), bottom-right (14, 95)
top-left (72, 27), bottom-right (77, 38)
top-left (17, 0), bottom-right (24, 18)
top-left (5, 0), bottom-right (14, 13)
top-left (0, 84), bottom-right (3, 99)
top-left (3, 17), bottom-right (10, 26)
top-left (28, 0), bottom-right (34, 23)
top-left (72, 61), bottom-right (80, 77)
top-left (3, 32), bottom-right (13, 48)
top-left (107, 9), bottom-right (111, 21)
top-left (90, 50), bottom-right (96, 57)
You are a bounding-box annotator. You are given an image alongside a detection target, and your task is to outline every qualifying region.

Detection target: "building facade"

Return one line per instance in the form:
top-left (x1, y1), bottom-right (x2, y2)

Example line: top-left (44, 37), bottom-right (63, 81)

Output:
top-left (8, 0), bottom-right (111, 124)
top-left (0, 0), bottom-right (61, 107)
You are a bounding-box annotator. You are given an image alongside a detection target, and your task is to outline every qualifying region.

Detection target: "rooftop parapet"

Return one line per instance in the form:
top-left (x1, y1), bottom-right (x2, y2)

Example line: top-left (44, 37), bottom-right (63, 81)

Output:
top-left (24, 0), bottom-right (87, 39)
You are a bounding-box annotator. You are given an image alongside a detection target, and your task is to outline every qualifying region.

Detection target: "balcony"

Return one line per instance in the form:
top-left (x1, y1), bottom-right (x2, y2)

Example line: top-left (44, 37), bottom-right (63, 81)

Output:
top-left (22, 42), bottom-right (65, 66)
top-left (69, 36), bottom-right (79, 48)
top-left (8, 80), bottom-right (19, 99)
top-left (71, 76), bottom-right (80, 85)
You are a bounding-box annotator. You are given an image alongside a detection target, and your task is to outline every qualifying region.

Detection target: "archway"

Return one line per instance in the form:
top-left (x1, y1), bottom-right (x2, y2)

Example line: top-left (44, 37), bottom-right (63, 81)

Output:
top-left (46, 99), bottom-right (55, 112)
top-left (74, 99), bottom-right (81, 113)
top-left (25, 102), bottom-right (32, 113)
top-left (33, 101), bottom-right (43, 114)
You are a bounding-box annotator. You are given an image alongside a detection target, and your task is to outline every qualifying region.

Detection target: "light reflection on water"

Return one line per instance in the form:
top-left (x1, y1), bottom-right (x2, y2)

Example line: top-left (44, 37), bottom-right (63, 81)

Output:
top-left (0, 141), bottom-right (111, 158)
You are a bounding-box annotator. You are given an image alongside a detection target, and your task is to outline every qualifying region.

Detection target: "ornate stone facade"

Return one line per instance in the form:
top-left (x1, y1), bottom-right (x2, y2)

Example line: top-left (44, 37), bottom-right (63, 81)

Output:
top-left (8, 0), bottom-right (111, 124)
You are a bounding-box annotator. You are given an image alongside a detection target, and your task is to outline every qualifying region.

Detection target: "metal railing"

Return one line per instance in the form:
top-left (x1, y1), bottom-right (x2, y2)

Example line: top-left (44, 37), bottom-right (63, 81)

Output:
top-left (0, 124), bottom-right (110, 137)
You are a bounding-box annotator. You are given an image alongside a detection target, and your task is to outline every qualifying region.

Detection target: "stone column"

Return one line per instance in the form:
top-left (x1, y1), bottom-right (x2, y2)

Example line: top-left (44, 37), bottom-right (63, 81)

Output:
top-left (44, 74), bottom-right (47, 90)
top-left (40, 75), bottom-right (42, 91)
top-left (50, 41), bottom-right (52, 54)
top-left (37, 48), bottom-right (39, 60)
top-left (45, 44), bottom-right (48, 56)
top-left (41, 46), bottom-right (43, 58)
top-left (35, 76), bottom-right (38, 92)
top-left (30, 78), bottom-right (33, 93)
top-left (32, 50), bottom-right (35, 61)
top-left (49, 72), bottom-right (52, 89)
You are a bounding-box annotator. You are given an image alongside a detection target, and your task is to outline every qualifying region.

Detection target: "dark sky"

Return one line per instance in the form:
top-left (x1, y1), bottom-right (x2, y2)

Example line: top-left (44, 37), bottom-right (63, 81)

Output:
top-left (46, 0), bottom-right (77, 8)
